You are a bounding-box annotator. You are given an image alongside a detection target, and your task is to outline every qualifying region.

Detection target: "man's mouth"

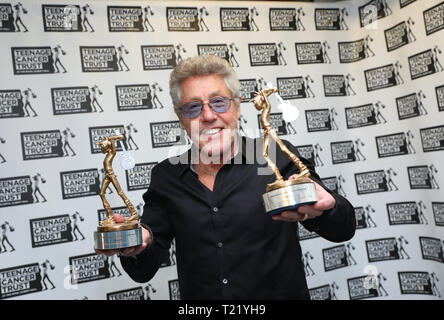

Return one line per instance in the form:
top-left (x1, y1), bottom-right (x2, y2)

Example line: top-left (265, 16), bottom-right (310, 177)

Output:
top-left (201, 128), bottom-right (223, 136)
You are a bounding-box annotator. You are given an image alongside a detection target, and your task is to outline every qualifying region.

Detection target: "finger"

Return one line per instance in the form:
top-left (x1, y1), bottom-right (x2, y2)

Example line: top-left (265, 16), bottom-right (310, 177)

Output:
top-left (119, 247), bottom-right (135, 256)
top-left (312, 198), bottom-right (334, 212)
top-left (276, 213), bottom-right (307, 222)
top-left (94, 249), bottom-right (105, 255)
top-left (120, 243), bottom-right (146, 256)
top-left (272, 211), bottom-right (307, 222)
top-left (95, 249), bottom-right (120, 256)
top-left (272, 215), bottom-right (292, 222)
top-left (113, 213), bottom-right (125, 223)
top-left (281, 211), bottom-right (300, 221)
top-left (297, 205), bottom-right (322, 217)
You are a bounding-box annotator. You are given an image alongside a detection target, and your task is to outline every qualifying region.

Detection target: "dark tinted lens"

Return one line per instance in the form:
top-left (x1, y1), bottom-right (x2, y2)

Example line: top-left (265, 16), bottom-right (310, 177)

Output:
top-left (209, 96), bottom-right (230, 113)
top-left (181, 102), bottom-right (202, 118)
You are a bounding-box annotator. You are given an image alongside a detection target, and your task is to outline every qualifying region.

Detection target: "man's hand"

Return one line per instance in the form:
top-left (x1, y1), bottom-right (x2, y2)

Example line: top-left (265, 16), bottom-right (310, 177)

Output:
top-left (272, 177), bottom-right (335, 222)
top-left (94, 213), bottom-right (152, 257)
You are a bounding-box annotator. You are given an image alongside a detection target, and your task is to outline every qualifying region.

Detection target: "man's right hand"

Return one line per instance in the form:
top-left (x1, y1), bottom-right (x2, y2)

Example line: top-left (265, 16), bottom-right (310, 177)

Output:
top-left (94, 213), bottom-right (152, 257)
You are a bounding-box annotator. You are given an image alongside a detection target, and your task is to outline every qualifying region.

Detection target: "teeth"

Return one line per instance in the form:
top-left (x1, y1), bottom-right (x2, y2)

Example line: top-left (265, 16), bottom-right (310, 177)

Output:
top-left (202, 128), bottom-right (221, 135)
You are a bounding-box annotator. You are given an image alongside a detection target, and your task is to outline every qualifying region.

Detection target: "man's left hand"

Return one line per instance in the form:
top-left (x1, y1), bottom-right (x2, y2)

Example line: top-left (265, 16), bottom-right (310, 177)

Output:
top-left (271, 177), bottom-right (335, 222)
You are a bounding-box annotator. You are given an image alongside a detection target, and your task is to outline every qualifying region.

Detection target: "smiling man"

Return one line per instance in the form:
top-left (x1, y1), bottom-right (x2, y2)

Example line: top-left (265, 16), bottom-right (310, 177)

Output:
top-left (97, 55), bottom-right (356, 300)
top-left (176, 71), bottom-right (241, 174)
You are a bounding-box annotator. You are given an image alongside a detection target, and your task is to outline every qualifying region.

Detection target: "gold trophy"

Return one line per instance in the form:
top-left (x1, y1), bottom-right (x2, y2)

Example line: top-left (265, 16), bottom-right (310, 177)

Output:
top-left (94, 132), bottom-right (142, 250)
top-left (251, 86), bottom-right (318, 215)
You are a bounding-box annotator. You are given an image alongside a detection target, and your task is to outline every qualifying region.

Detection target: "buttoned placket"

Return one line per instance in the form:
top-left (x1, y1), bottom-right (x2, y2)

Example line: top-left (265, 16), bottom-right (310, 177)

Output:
top-left (208, 171), bottom-right (233, 298)
top-left (186, 138), bottom-right (246, 299)
top-left (210, 200), bottom-right (230, 297)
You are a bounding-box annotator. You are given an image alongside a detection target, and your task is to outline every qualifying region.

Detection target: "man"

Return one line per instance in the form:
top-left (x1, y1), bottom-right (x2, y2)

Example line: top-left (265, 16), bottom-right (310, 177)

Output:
top-left (96, 55), bottom-right (355, 299)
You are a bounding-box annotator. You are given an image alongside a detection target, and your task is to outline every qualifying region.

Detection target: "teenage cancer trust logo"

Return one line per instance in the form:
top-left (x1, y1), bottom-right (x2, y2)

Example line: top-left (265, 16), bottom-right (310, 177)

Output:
top-left (419, 237), bottom-right (444, 263)
top-left (0, 3), bottom-right (29, 32)
top-left (0, 88), bottom-right (38, 118)
top-left (408, 47), bottom-right (443, 80)
top-left (432, 202), bottom-right (444, 227)
top-left (0, 263), bottom-right (43, 299)
top-left (269, 8), bottom-right (303, 31)
top-left (364, 62), bottom-right (404, 91)
top-left (11, 46), bottom-right (68, 74)
top-left (141, 45), bottom-right (180, 70)
top-left (0, 176), bottom-right (33, 207)
top-left (116, 84), bottom-right (162, 111)
top-left (385, 19), bottom-right (417, 52)
top-left (107, 287), bottom-right (146, 300)
top-left (315, 8), bottom-right (349, 31)
top-left (375, 131), bottom-right (416, 158)
top-left (398, 271), bottom-right (437, 296)
top-left (125, 162), bottom-right (157, 191)
top-left (21, 129), bottom-right (77, 160)
top-left (150, 121), bottom-right (189, 148)
top-left (80, 45), bottom-right (130, 72)
top-left (366, 237), bottom-right (410, 262)
top-left (420, 125), bottom-right (444, 152)
top-left (322, 243), bottom-right (357, 271)
top-left (42, 4), bottom-right (95, 32)
top-left (60, 168), bottom-right (100, 199)
top-left (169, 279), bottom-right (181, 300)
top-left (52, 85), bottom-right (107, 115)
top-left (387, 201), bottom-right (428, 225)
top-left (29, 214), bottom-right (74, 247)
top-left (248, 43), bottom-right (287, 66)
top-left (423, 2), bottom-right (444, 36)
top-left (355, 169), bottom-right (399, 195)
top-left (338, 36), bottom-right (375, 63)
top-left (107, 5), bottom-right (155, 32)
top-left (69, 253), bottom-right (110, 285)
top-left (166, 7), bottom-right (209, 32)
top-left (436, 85), bottom-right (444, 112)
top-left (295, 42), bottom-right (332, 64)
top-left (277, 76), bottom-right (314, 99)
top-left (347, 274), bottom-right (389, 300)
top-left (88, 125), bottom-right (125, 154)
top-left (20, 130), bottom-right (63, 160)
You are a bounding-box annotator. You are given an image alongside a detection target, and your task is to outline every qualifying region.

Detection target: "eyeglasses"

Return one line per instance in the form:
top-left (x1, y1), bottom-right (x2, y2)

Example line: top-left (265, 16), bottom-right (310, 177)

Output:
top-left (179, 96), bottom-right (234, 119)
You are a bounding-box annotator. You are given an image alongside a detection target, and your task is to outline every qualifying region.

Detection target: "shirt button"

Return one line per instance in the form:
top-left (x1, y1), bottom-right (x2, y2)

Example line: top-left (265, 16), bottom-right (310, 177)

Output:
top-left (212, 207), bottom-right (219, 213)
top-left (222, 278), bottom-right (228, 284)
top-left (217, 242), bottom-right (223, 248)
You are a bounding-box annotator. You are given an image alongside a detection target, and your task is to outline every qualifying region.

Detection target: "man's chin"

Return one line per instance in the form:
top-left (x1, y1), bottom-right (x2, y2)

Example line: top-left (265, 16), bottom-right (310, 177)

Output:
top-left (199, 142), bottom-right (234, 162)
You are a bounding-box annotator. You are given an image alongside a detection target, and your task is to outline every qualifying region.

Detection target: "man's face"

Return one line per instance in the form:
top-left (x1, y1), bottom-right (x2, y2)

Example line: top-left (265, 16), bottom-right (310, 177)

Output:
top-left (178, 74), bottom-right (241, 160)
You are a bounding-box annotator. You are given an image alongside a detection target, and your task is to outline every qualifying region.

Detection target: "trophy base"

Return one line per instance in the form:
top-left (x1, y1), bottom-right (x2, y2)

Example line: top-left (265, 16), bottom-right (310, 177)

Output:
top-left (94, 227), bottom-right (143, 250)
top-left (263, 180), bottom-right (318, 215)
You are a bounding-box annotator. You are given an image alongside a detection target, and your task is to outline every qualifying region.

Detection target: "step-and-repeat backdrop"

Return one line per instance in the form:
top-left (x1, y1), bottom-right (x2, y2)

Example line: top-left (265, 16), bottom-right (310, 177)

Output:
top-left (0, 0), bottom-right (443, 300)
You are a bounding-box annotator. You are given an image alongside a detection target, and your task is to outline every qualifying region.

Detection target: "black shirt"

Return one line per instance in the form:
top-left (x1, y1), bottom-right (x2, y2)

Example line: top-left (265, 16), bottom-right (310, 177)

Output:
top-left (120, 136), bottom-right (356, 300)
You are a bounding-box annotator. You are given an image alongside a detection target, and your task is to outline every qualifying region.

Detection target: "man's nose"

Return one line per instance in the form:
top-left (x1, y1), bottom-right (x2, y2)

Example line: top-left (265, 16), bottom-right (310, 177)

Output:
top-left (201, 103), bottom-right (217, 121)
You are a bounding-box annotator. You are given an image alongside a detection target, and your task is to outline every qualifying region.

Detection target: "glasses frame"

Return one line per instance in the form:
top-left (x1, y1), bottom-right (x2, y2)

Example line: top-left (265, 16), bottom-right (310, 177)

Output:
top-left (178, 96), bottom-right (234, 119)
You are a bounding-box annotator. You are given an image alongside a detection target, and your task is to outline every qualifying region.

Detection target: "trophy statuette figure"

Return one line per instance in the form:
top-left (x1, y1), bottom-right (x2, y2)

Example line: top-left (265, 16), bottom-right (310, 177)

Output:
top-left (94, 134), bottom-right (142, 250)
top-left (251, 86), bottom-right (318, 215)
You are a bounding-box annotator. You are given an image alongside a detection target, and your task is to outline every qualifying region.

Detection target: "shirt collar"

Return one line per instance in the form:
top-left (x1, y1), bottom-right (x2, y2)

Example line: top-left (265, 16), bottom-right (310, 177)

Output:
top-left (176, 133), bottom-right (248, 177)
